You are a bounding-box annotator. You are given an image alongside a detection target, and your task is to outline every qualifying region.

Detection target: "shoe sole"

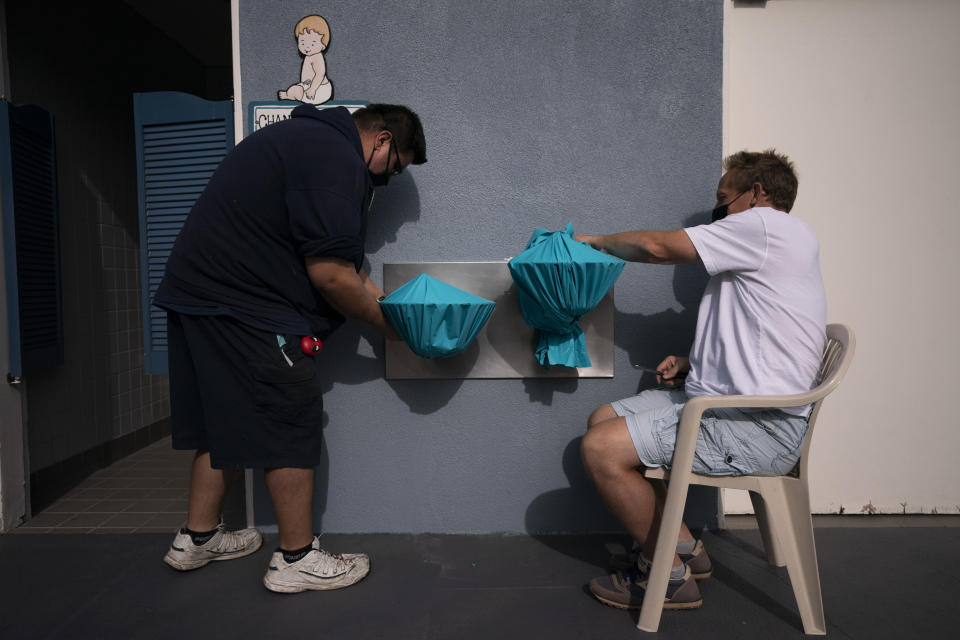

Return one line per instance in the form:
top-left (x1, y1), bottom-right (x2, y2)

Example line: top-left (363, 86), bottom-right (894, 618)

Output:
top-left (592, 592), bottom-right (703, 611)
top-left (262, 571), bottom-right (369, 594)
top-left (163, 538), bottom-right (263, 571)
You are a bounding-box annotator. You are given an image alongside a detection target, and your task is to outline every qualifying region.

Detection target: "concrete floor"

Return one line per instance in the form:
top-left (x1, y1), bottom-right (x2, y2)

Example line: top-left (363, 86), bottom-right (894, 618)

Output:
top-left (4, 438), bottom-right (958, 638)
top-left (1, 523), bottom-right (958, 639)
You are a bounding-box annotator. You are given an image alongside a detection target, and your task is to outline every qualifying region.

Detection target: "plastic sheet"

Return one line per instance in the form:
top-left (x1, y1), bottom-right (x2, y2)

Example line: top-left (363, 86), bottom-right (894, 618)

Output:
top-left (508, 222), bottom-right (624, 368)
top-left (380, 273), bottom-right (496, 359)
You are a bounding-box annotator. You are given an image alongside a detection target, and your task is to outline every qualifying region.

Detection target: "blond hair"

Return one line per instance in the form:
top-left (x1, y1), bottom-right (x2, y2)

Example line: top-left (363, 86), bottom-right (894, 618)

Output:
top-left (294, 15), bottom-right (330, 47)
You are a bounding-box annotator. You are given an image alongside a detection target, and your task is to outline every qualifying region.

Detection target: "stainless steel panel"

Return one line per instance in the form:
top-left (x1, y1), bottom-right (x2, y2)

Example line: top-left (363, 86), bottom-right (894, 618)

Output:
top-left (383, 262), bottom-right (614, 379)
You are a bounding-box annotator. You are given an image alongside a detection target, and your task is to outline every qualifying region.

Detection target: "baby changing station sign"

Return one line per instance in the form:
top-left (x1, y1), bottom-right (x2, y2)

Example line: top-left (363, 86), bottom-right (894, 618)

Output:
top-left (250, 13), bottom-right (366, 132)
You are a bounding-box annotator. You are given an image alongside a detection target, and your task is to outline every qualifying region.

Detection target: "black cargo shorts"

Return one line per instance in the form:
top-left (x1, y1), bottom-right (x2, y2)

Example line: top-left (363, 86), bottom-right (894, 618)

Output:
top-left (167, 311), bottom-right (324, 469)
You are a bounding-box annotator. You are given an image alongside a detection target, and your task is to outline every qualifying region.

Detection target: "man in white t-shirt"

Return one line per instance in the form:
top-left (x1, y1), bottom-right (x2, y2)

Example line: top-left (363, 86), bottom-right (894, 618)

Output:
top-left (575, 149), bottom-right (826, 611)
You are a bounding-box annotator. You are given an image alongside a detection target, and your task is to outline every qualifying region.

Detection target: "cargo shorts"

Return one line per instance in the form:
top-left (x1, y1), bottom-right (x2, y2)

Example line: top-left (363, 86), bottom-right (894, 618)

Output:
top-left (611, 388), bottom-right (808, 477)
top-left (167, 311), bottom-right (325, 469)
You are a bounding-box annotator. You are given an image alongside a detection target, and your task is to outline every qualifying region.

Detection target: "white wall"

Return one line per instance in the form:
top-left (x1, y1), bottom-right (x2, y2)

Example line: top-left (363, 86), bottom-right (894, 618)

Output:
top-left (722, 0), bottom-right (960, 515)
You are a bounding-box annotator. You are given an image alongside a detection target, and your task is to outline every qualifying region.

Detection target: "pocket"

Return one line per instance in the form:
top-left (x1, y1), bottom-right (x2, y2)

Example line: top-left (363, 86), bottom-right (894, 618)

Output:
top-left (691, 416), bottom-right (731, 475)
top-left (694, 416), bottom-right (756, 476)
top-left (250, 357), bottom-right (321, 423)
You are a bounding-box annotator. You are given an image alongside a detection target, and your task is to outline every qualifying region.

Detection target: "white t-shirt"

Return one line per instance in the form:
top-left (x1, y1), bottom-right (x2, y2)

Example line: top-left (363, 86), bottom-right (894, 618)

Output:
top-left (683, 207), bottom-right (827, 416)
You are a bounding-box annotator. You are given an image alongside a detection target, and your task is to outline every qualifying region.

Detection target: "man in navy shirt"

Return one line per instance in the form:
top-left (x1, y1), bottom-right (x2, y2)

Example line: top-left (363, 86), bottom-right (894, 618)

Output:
top-left (156, 104), bottom-right (426, 593)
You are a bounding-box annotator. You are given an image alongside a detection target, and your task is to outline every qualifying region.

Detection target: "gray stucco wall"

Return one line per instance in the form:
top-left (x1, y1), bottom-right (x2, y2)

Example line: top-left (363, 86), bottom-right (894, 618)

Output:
top-left (240, 0), bottom-right (722, 533)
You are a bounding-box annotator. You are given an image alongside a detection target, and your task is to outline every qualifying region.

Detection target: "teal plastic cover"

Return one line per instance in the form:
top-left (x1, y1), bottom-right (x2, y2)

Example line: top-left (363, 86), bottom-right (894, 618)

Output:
top-left (380, 273), bottom-right (496, 359)
top-left (508, 222), bottom-right (624, 368)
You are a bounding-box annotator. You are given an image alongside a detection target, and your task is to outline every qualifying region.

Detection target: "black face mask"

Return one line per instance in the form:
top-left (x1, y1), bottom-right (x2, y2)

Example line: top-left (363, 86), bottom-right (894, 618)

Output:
top-left (710, 203), bottom-right (729, 223)
top-left (367, 139), bottom-right (397, 187)
top-left (711, 189), bottom-right (749, 223)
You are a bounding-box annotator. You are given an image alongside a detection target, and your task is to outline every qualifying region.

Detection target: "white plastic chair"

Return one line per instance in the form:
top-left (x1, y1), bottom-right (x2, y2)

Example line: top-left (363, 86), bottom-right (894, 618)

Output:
top-left (637, 323), bottom-right (855, 635)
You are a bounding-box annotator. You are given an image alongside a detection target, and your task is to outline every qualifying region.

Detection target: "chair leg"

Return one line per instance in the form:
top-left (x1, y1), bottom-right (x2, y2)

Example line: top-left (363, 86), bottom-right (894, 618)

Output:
top-left (637, 477), bottom-right (690, 632)
top-left (759, 480), bottom-right (827, 635)
top-left (750, 490), bottom-right (785, 567)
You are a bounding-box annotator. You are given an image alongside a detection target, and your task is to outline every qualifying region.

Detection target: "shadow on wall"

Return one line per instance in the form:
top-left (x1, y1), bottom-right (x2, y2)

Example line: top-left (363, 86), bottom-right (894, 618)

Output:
top-left (614, 263), bottom-right (707, 379)
top-left (365, 172), bottom-right (421, 253)
top-left (612, 211), bottom-right (710, 376)
top-left (314, 321), bottom-right (471, 416)
top-left (522, 377), bottom-right (580, 406)
top-left (525, 436), bottom-right (624, 538)
top-left (522, 372), bottom-right (691, 539)
top-left (525, 434), bottom-right (719, 551)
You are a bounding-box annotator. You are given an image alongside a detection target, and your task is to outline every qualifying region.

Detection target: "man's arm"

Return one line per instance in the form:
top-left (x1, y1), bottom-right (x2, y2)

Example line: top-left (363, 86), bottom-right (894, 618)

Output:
top-left (305, 257), bottom-right (399, 339)
top-left (357, 268), bottom-right (387, 301)
top-left (575, 229), bottom-right (700, 265)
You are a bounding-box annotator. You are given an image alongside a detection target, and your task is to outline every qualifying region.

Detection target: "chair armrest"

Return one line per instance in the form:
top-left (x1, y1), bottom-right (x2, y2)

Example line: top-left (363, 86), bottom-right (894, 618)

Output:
top-left (670, 393), bottom-right (813, 464)
top-left (667, 385), bottom-right (831, 483)
top-left (683, 391), bottom-right (815, 413)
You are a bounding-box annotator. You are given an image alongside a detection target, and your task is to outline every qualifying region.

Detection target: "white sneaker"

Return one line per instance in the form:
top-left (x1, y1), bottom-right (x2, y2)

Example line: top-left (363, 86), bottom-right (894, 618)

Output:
top-left (163, 524), bottom-right (263, 571)
top-left (263, 537), bottom-right (370, 593)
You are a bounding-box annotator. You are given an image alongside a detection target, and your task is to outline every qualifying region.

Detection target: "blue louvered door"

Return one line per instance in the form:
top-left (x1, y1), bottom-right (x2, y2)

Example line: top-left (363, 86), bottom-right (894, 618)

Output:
top-left (134, 92), bottom-right (233, 375)
top-left (1, 100), bottom-right (62, 378)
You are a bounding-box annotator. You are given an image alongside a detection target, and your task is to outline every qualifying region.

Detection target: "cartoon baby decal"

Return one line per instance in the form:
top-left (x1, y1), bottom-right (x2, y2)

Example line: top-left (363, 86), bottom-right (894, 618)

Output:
top-left (278, 15), bottom-right (333, 104)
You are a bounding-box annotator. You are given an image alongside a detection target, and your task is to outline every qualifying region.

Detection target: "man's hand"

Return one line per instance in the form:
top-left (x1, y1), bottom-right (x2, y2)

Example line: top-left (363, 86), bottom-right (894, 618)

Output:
top-left (656, 355), bottom-right (690, 387)
top-left (357, 269), bottom-right (401, 340)
top-left (574, 233), bottom-right (605, 252)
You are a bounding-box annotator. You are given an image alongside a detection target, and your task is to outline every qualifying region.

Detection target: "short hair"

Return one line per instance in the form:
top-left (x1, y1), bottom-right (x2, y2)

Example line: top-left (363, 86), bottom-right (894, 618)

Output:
top-left (353, 104), bottom-right (427, 165)
top-left (723, 149), bottom-right (798, 212)
top-left (295, 15), bottom-right (330, 47)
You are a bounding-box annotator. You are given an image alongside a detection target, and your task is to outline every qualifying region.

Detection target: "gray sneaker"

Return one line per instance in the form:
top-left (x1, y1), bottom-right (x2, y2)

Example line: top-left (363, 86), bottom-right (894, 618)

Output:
top-left (590, 556), bottom-right (702, 611)
top-left (262, 537), bottom-right (370, 593)
top-left (610, 538), bottom-right (713, 580)
top-left (163, 524), bottom-right (263, 571)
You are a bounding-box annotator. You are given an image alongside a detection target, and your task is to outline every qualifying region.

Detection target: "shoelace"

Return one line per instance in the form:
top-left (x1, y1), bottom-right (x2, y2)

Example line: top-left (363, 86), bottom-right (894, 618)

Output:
top-left (617, 564), bottom-right (649, 587)
top-left (206, 526), bottom-right (250, 553)
top-left (308, 549), bottom-right (350, 575)
top-left (621, 560), bottom-right (685, 587)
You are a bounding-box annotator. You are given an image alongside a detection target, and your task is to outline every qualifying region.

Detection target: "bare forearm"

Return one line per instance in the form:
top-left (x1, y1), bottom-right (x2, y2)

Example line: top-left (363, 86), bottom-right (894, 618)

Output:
top-left (306, 258), bottom-right (394, 336)
top-left (576, 230), bottom-right (699, 265)
top-left (358, 270), bottom-right (401, 339)
top-left (359, 269), bottom-right (386, 300)
top-left (318, 276), bottom-right (387, 330)
top-left (583, 231), bottom-right (658, 262)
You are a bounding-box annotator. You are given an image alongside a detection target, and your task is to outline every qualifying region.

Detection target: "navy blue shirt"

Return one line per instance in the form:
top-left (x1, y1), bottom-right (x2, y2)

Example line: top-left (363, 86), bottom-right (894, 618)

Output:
top-left (154, 106), bottom-right (373, 338)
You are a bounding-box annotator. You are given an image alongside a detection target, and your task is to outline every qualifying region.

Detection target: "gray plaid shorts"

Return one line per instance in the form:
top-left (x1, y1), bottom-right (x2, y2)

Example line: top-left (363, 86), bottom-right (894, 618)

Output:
top-left (611, 388), bottom-right (808, 476)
